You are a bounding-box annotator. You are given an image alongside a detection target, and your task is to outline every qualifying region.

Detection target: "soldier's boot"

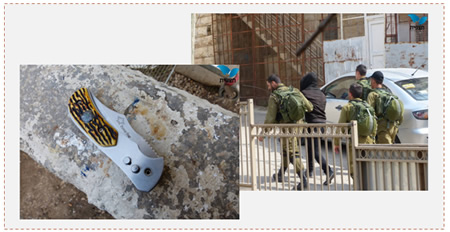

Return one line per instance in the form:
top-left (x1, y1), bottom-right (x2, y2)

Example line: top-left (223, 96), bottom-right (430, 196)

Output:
top-left (272, 167), bottom-right (287, 183)
top-left (323, 167), bottom-right (335, 186)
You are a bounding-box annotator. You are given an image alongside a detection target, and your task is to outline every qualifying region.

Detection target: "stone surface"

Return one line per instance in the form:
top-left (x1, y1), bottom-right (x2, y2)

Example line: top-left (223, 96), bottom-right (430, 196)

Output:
top-left (20, 65), bottom-right (239, 219)
top-left (193, 14), bottom-right (214, 65)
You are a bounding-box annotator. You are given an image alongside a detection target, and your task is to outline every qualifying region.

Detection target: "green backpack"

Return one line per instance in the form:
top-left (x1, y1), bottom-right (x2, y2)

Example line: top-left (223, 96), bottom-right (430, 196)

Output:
top-left (357, 78), bottom-right (373, 101)
top-left (374, 88), bottom-right (404, 122)
top-left (273, 86), bottom-right (306, 123)
top-left (350, 100), bottom-right (377, 137)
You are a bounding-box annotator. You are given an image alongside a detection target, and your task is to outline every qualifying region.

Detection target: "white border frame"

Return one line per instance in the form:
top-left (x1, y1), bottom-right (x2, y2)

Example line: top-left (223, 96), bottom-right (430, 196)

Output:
top-left (1, 0), bottom-right (446, 231)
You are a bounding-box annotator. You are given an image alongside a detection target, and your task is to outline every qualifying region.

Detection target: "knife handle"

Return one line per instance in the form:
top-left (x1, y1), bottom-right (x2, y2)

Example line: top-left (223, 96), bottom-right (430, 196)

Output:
top-left (68, 88), bottom-right (118, 147)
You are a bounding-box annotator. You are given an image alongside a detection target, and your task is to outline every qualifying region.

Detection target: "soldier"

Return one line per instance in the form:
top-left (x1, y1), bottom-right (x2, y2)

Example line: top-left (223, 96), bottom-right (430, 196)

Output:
top-left (367, 71), bottom-right (404, 144)
top-left (259, 74), bottom-right (313, 190)
top-left (334, 83), bottom-right (376, 178)
top-left (355, 64), bottom-right (372, 101)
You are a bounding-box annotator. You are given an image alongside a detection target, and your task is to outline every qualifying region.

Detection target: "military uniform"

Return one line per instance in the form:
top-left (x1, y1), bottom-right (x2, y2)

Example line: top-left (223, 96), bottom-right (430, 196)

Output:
top-left (367, 89), bottom-right (404, 144)
top-left (356, 76), bottom-right (372, 101)
top-left (264, 83), bottom-right (313, 181)
top-left (264, 84), bottom-right (313, 124)
top-left (334, 98), bottom-right (375, 176)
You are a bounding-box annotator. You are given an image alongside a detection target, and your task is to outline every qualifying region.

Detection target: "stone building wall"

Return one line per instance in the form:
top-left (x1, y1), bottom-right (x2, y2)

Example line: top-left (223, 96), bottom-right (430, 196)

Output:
top-left (193, 14), bottom-right (214, 64)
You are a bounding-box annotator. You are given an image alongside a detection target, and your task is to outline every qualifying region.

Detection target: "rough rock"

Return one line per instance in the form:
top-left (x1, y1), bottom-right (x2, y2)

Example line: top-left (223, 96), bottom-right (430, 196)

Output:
top-left (20, 65), bottom-right (239, 219)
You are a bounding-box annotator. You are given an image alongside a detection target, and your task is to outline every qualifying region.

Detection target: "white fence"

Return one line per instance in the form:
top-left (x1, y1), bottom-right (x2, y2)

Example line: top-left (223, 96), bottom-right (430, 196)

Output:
top-left (240, 99), bottom-right (428, 191)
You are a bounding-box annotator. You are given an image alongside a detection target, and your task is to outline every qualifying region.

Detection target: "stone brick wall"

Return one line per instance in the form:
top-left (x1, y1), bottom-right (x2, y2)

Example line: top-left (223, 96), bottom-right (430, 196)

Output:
top-left (193, 14), bottom-right (214, 64)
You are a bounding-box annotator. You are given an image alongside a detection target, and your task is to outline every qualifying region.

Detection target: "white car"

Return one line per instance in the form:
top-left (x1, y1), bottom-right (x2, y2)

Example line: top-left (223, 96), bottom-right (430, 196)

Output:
top-left (321, 68), bottom-right (428, 144)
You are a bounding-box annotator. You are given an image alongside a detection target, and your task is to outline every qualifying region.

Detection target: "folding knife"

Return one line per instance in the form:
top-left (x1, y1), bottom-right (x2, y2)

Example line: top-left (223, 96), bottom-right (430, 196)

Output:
top-left (68, 88), bottom-right (164, 192)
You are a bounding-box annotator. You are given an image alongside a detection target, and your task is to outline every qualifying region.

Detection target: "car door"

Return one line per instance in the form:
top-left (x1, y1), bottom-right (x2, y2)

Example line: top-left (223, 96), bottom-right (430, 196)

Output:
top-left (322, 76), bottom-right (355, 123)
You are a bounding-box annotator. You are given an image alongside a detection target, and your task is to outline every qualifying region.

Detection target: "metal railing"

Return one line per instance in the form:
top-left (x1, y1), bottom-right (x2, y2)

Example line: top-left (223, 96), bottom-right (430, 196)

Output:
top-left (249, 123), bottom-right (356, 191)
top-left (239, 100), bottom-right (254, 189)
top-left (239, 99), bottom-right (428, 191)
top-left (355, 144), bottom-right (428, 190)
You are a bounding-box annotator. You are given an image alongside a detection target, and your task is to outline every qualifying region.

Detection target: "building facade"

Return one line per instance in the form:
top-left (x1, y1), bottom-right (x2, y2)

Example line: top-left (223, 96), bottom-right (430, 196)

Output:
top-left (193, 13), bottom-right (428, 106)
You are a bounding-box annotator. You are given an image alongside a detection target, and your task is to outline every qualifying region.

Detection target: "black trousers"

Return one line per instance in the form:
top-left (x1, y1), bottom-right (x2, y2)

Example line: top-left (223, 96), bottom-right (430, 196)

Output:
top-left (306, 127), bottom-right (331, 174)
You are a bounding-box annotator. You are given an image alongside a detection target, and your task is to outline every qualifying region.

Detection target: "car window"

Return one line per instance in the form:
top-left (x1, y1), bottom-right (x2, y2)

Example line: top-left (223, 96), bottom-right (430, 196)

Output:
top-left (323, 76), bottom-right (392, 99)
top-left (323, 76), bottom-right (355, 100)
top-left (395, 77), bottom-right (428, 100)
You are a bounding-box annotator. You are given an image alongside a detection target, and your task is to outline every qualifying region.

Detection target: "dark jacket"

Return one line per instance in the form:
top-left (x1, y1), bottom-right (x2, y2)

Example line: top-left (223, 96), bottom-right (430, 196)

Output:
top-left (300, 73), bottom-right (326, 123)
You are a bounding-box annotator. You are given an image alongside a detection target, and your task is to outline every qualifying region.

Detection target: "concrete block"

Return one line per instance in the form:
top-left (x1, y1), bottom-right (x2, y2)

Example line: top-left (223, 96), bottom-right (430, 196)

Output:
top-left (194, 46), bottom-right (214, 59)
top-left (194, 57), bottom-right (215, 65)
top-left (196, 15), bottom-right (212, 26)
top-left (196, 25), bottom-right (212, 37)
top-left (195, 36), bottom-right (214, 49)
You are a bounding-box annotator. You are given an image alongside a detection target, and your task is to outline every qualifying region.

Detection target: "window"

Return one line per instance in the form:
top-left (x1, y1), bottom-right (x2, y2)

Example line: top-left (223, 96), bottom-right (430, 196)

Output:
top-left (323, 76), bottom-right (392, 100)
top-left (395, 77), bottom-right (428, 100)
top-left (385, 14), bottom-right (398, 43)
top-left (322, 76), bottom-right (355, 100)
top-left (387, 13), bottom-right (428, 43)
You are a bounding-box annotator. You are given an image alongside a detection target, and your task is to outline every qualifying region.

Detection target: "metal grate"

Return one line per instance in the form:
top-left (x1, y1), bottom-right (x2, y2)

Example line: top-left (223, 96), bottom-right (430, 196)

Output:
top-left (212, 14), bottom-right (332, 106)
top-left (126, 65), bottom-right (176, 83)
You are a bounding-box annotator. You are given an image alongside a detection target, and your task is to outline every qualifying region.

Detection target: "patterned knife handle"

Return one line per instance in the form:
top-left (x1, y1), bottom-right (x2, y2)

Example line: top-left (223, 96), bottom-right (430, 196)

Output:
top-left (68, 88), bottom-right (118, 147)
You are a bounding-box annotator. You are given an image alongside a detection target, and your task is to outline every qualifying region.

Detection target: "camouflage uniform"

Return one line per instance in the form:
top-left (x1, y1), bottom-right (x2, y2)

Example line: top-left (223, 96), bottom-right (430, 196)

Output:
top-left (367, 89), bottom-right (404, 144)
top-left (264, 83), bottom-right (313, 177)
top-left (356, 76), bottom-right (372, 101)
top-left (334, 98), bottom-right (375, 176)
